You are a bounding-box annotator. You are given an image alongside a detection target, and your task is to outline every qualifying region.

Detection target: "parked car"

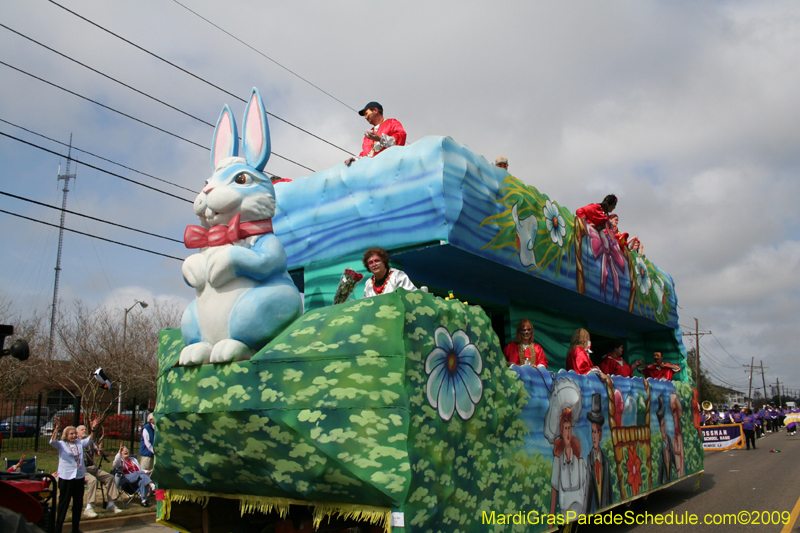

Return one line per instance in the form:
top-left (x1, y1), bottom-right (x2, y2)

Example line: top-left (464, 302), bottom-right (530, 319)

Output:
top-left (39, 409), bottom-right (80, 437)
top-left (22, 405), bottom-right (56, 420)
top-left (0, 416), bottom-right (48, 437)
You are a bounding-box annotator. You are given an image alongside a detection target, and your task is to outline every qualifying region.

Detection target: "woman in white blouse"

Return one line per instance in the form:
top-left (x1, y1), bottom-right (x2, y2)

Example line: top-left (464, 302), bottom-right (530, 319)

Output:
top-left (362, 247), bottom-right (416, 297)
top-left (50, 418), bottom-right (99, 533)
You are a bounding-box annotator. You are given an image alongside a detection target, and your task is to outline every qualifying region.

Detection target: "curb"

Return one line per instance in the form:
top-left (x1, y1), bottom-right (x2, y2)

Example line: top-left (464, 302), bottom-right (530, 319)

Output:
top-left (80, 512), bottom-right (157, 531)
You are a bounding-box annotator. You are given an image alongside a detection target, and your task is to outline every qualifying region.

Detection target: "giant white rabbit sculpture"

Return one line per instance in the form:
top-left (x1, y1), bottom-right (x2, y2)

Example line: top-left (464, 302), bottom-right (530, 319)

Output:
top-left (179, 88), bottom-right (303, 366)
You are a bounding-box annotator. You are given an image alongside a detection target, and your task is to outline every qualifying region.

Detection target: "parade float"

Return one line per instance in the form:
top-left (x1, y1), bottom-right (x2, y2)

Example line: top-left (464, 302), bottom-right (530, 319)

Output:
top-left (153, 88), bottom-right (704, 533)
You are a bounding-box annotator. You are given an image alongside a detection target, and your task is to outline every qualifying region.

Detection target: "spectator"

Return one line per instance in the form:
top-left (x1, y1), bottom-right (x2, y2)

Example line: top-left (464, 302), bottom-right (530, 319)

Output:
top-left (565, 328), bottom-right (611, 385)
top-left (503, 319), bottom-right (547, 368)
top-left (113, 445), bottom-right (156, 508)
top-left (139, 414), bottom-right (155, 471)
top-left (599, 340), bottom-right (642, 378)
top-left (362, 247), bottom-right (416, 297)
top-left (6, 453), bottom-right (26, 472)
top-left (495, 156), bottom-right (508, 169)
top-left (50, 418), bottom-right (99, 533)
top-left (576, 194), bottom-right (617, 229)
top-left (345, 102), bottom-right (406, 165)
top-left (76, 425), bottom-right (121, 516)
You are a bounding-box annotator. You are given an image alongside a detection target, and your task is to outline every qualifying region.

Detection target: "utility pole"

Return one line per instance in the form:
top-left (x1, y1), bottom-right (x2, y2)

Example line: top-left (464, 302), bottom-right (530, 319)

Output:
top-left (760, 361), bottom-right (768, 407)
top-left (777, 378), bottom-right (782, 408)
top-left (682, 318), bottom-right (710, 399)
top-left (747, 357), bottom-right (754, 409)
top-left (48, 135), bottom-right (77, 357)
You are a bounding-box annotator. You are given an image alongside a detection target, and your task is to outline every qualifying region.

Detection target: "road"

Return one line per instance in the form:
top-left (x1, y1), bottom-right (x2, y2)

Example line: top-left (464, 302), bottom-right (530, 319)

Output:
top-left (83, 431), bottom-right (800, 533)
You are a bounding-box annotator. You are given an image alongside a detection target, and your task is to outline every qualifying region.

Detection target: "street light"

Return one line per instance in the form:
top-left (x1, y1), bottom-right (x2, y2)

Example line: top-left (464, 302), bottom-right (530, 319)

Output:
top-left (119, 300), bottom-right (148, 414)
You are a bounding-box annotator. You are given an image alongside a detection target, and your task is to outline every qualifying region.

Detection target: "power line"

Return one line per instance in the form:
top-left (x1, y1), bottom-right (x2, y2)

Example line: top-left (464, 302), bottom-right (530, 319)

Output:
top-left (170, 0), bottom-right (358, 113)
top-left (0, 23), bottom-right (214, 128)
top-left (710, 333), bottom-right (746, 366)
top-left (0, 61), bottom-right (316, 172)
top-left (0, 60), bottom-right (208, 150)
top-left (47, 0), bottom-right (356, 157)
top-left (0, 190), bottom-right (182, 243)
top-left (0, 131), bottom-right (193, 203)
top-left (699, 344), bottom-right (740, 370)
top-left (0, 117), bottom-right (197, 193)
top-left (0, 208), bottom-right (184, 261)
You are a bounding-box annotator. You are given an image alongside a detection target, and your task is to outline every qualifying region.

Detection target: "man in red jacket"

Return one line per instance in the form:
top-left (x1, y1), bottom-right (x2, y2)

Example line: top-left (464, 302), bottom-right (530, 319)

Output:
top-left (345, 101), bottom-right (406, 165)
top-left (638, 351), bottom-right (681, 380)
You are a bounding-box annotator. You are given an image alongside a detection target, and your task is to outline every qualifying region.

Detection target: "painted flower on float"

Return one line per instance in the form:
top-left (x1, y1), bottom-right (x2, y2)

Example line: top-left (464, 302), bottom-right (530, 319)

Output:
top-left (652, 276), bottom-right (665, 314)
top-left (626, 445), bottom-right (642, 496)
top-left (543, 200), bottom-right (566, 247)
top-left (635, 257), bottom-right (652, 295)
top-left (425, 327), bottom-right (483, 421)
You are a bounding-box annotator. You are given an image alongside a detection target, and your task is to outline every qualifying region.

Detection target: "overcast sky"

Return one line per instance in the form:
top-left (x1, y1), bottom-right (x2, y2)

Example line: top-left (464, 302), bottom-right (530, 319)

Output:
top-left (1, 0), bottom-right (798, 396)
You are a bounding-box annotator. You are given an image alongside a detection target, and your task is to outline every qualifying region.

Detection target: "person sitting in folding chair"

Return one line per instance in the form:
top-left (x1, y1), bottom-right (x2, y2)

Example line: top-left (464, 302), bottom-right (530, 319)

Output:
top-left (112, 445), bottom-right (155, 507)
top-left (77, 425), bottom-right (121, 516)
top-left (5, 454), bottom-right (35, 472)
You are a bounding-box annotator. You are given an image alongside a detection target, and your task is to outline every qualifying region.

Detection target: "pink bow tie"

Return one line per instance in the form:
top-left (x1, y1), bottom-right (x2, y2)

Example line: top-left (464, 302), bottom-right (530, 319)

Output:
top-left (184, 214), bottom-right (273, 249)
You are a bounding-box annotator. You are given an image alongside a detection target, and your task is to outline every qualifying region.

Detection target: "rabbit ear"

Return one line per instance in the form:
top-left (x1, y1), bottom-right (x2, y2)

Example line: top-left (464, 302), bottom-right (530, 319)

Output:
top-left (211, 105), bottom-right (239, 171)
top-left (241, 88), bottom-right (271, 172)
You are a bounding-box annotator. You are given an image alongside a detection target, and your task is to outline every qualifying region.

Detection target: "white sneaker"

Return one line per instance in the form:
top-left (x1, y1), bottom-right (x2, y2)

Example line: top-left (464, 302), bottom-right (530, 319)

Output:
top-left (107, 502), bottom-right (122, 514)
top-left (83, 507), bottom-right (98, 518)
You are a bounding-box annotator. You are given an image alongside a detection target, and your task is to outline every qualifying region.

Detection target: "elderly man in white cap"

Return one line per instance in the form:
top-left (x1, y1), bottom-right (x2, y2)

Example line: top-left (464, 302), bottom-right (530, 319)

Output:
top-left (495, 156), bottom-right (508, 169)
top-left (345, 101), bottom-right (407, 166)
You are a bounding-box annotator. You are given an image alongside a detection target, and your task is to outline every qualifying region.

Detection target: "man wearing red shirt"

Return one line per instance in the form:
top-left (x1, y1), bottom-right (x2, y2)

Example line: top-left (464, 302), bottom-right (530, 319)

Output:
top-left (599, 341), bottom-right (642, 377)
top-left (638, 351), bottom-right (681, 380)
top-left (345, 101), bottom-right (406, 165)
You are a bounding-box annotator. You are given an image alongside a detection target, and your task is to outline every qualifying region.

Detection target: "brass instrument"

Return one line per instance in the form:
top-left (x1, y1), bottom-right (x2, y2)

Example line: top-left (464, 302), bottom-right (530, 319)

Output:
top-left (701, 401), bottom-right (714, 425)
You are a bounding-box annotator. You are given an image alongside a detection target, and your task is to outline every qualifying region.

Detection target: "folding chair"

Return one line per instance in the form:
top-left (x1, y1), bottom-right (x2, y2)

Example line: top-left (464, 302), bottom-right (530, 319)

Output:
top-left (4, 456), bottom-right (40, 474)
top-left (112, 466), bottom-right (142, 506)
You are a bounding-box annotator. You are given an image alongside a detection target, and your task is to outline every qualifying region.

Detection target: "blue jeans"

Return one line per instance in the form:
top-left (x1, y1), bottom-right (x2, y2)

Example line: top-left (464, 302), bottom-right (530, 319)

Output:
top-left (121, 471), bottom-right (153, 500)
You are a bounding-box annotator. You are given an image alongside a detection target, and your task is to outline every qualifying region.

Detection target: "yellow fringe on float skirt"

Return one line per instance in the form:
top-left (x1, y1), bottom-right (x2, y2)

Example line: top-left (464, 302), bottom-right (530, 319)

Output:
top-left (158, 489), bottom-right (391, 533)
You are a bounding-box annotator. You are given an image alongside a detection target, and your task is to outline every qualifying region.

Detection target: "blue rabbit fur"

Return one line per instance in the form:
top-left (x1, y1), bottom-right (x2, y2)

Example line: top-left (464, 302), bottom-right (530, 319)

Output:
top-left (179, 88), bottom-right (303, 365)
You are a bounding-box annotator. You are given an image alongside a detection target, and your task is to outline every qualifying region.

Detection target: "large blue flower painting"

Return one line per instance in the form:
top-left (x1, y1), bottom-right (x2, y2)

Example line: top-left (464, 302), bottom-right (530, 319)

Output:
top-left (425, 327), bottom-right (484, 421)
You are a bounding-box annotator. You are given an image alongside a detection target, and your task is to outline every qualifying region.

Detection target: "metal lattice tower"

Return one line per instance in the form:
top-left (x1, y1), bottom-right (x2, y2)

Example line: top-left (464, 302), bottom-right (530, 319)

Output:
top-left (48, 134), bottom-right (77, 357)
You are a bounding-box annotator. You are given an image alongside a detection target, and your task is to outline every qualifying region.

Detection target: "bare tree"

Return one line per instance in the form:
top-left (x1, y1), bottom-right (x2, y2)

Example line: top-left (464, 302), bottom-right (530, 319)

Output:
top-left (41, 300), bottom-right (181, 417)
top-left (0, 297), bottom-right (48, 401)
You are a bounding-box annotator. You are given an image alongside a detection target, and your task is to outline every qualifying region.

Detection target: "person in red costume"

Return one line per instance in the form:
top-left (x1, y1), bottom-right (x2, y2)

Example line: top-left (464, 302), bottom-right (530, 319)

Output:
top-left (607, 214), bottom-right (629, 249)
top-left (637, 351), bottom-right (681, 380)
top-left (566, 328), bottom-right (611, 384)
top-left (503, 319), bottom-right (548, 368)
top-left (575, 194), bottom-right (618, 229)
top-left (345, 101), bottom-right (407, 165)
top-left (599, 340), bottom-right (642, 377)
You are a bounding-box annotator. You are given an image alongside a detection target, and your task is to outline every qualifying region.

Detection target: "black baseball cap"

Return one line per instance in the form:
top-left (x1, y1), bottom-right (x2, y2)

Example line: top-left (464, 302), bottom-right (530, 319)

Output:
top-left (358, 101), bottom-right (383, 116)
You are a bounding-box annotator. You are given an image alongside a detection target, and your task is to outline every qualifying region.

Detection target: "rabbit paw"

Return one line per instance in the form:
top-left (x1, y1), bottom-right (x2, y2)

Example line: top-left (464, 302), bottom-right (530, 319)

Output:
top-left (209, 339), bottom-right (254, 364)
top-left (179, 342), bottom-right (213, 366)
top-left (182, 254), bottom-right (208, 289)
top-left (206, 250), bottom-right (236, 288)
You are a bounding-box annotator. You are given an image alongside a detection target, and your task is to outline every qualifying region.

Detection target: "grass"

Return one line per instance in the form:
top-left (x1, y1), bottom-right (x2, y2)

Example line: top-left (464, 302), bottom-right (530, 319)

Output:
top-left (2, 436), bottom-right (144, 471)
